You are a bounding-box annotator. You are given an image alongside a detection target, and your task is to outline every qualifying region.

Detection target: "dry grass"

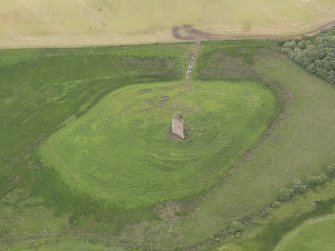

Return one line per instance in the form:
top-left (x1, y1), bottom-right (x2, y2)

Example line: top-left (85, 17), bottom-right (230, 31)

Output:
top-left (1, 0), bottom-right (335, 48)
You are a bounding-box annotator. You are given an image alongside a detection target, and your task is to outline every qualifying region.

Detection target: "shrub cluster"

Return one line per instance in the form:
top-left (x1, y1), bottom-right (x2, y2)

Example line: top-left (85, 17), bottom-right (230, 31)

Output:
top-left (326, 164), bottom-right (335, 177)
top-left (274, 164), bottom-right (334, 207)
top-left (306, 175), bottom-right (326, 188)
top-left (229, 221), bottom-right (244, 235)
top-left (281, 28), bottom-right (335, 84)
top-left (272, 201), bottom-right (281, 208)
top-left (293, 179), bottom-right (307, 194)
top-left (278, 188), bottom-right (292, 202)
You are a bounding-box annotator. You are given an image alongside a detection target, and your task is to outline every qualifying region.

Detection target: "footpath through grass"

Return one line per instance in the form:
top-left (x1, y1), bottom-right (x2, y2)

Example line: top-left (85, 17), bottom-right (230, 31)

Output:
top-left (40, 80), bottom-right (275, 209)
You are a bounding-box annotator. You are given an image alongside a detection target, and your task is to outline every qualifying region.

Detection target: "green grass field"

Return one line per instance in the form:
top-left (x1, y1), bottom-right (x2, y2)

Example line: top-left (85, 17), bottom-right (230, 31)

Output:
top-left (216, 178), bottom-right (335, 251)
top-left (0, 43), bottom-right (193, 250)
top-left (274, 213), bottom-right (335, 251)
top-left (40, 81), bottom-right (275, 209)
top-left (8, 237), bottom-right (119, 251)
top-left (1, 39), bottom-right (335, 250)
top-left (1, 0), bottom-right (335, 48)
top-left (119, 41), bottom-right (335, 250)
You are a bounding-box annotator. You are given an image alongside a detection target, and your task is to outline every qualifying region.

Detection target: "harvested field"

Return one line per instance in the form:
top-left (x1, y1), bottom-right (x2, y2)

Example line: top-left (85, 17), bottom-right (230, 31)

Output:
top-left (1, 0), bottom-right (335, 48)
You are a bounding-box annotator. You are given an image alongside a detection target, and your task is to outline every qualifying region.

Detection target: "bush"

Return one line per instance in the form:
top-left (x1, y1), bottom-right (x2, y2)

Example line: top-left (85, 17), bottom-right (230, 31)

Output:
top-left (286, 40), bottom-right (297, 49)
top-left (229, 221), bottom-right (244, 234)
top-left (281, 28), bottom-right (335, 85)
top-left (278, 188), bottom-right (291, 202)
top-left (272, 201), bottom-right (281, 208)
top-left (275, 165), bottom-right (335, 209)
top-left (321, 173), bottom-right (328, 182)
top-left (289, 188), bottom-right (295, 197)
top-left (326, 164), bottom-right (335, 177)
top-left (301, 185), bottom-right (307, 193)
top-left (314, 176), bottom-right (324, 185)
top-left (307, 176), bottom-right (324, 188)
top-left (293, 179), bottom-right (307, 194)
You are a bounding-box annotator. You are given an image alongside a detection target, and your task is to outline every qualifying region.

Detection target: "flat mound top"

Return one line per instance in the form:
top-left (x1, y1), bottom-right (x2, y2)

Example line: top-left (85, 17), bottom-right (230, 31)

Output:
top-left (40, 81), bottom-right (276, 209)
top-left (275, 214), bottom-right (335, 251)
top-left (1, 0), bottom-right (335, 48)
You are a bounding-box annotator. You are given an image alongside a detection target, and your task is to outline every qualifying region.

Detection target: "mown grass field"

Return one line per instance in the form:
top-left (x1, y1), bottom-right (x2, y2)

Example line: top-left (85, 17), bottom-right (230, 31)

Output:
top-left (1, 0), bottom-right (335, 48)
top-left (40, 81), bottom-right (275, 209)
top-left (1, 39), bottom-right (335, 250)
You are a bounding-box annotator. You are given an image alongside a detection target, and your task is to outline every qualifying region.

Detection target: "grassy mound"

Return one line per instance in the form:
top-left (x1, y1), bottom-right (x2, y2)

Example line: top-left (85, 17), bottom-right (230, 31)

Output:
top-left (274, 214), bottom-right (335, 251)
top-left (40, 81), bottom-right (276, 208)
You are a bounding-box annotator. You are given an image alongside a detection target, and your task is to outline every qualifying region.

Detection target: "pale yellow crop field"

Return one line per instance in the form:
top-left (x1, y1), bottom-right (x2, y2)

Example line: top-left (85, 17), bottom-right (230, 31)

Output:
top-left (1, 0), bottom-right (335, 48)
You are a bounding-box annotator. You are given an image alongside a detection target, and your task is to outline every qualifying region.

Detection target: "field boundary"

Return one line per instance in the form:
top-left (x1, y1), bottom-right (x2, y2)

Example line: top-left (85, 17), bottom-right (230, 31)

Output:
top-left (1, 19), bottom-right (335, 49)
top-left (172, 21), bottom-right (335, 41)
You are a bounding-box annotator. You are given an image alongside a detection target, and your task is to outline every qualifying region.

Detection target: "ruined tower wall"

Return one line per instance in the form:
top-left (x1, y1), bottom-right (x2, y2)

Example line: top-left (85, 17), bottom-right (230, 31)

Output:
top-left (172, 113), bottom-right (185, 139)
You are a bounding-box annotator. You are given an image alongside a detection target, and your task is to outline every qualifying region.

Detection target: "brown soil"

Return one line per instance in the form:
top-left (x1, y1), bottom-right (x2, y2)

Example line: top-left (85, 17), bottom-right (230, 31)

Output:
top-left (160, 96), bottom-right (170, 102)
top-left (172, 25), bottom-right (224, 40)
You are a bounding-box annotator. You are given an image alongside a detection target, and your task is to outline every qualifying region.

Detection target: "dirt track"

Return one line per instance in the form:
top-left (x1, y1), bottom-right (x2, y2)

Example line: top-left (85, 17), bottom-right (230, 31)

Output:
top-left (172, 20), bottom-right (335, 41)
top-left (186, 39), bottom-right (201, 82)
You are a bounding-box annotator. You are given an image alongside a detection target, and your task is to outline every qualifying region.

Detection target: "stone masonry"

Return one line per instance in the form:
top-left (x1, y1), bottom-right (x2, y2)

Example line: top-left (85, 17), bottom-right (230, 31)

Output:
top-left (172, 112), bottom-right (185, 139)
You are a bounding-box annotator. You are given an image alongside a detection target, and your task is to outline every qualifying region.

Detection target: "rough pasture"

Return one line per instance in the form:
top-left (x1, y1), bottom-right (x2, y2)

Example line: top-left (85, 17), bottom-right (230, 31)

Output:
top-left (1, 39), bottom-right (335, 250)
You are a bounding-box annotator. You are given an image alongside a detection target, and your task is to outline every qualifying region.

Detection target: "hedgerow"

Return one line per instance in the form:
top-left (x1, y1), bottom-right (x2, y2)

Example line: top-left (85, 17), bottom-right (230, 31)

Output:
top-left (276, 164), bottom-right (335, 204)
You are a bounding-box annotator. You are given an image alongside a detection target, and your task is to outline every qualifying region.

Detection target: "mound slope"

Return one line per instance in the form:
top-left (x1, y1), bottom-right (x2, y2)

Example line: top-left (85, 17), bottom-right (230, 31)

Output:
top-left (40, 81), bottom-right (276, 208)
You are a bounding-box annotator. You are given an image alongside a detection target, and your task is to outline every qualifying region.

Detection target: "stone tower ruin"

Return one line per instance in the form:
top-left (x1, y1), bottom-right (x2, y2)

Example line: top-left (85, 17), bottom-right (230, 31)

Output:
top-left (172, 112), bottom-right (185, 139)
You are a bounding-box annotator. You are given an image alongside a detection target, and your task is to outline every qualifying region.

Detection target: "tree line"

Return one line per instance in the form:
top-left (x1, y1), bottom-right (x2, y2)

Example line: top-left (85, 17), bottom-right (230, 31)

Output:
top-left (282, 28), bottom-right (335, 84)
